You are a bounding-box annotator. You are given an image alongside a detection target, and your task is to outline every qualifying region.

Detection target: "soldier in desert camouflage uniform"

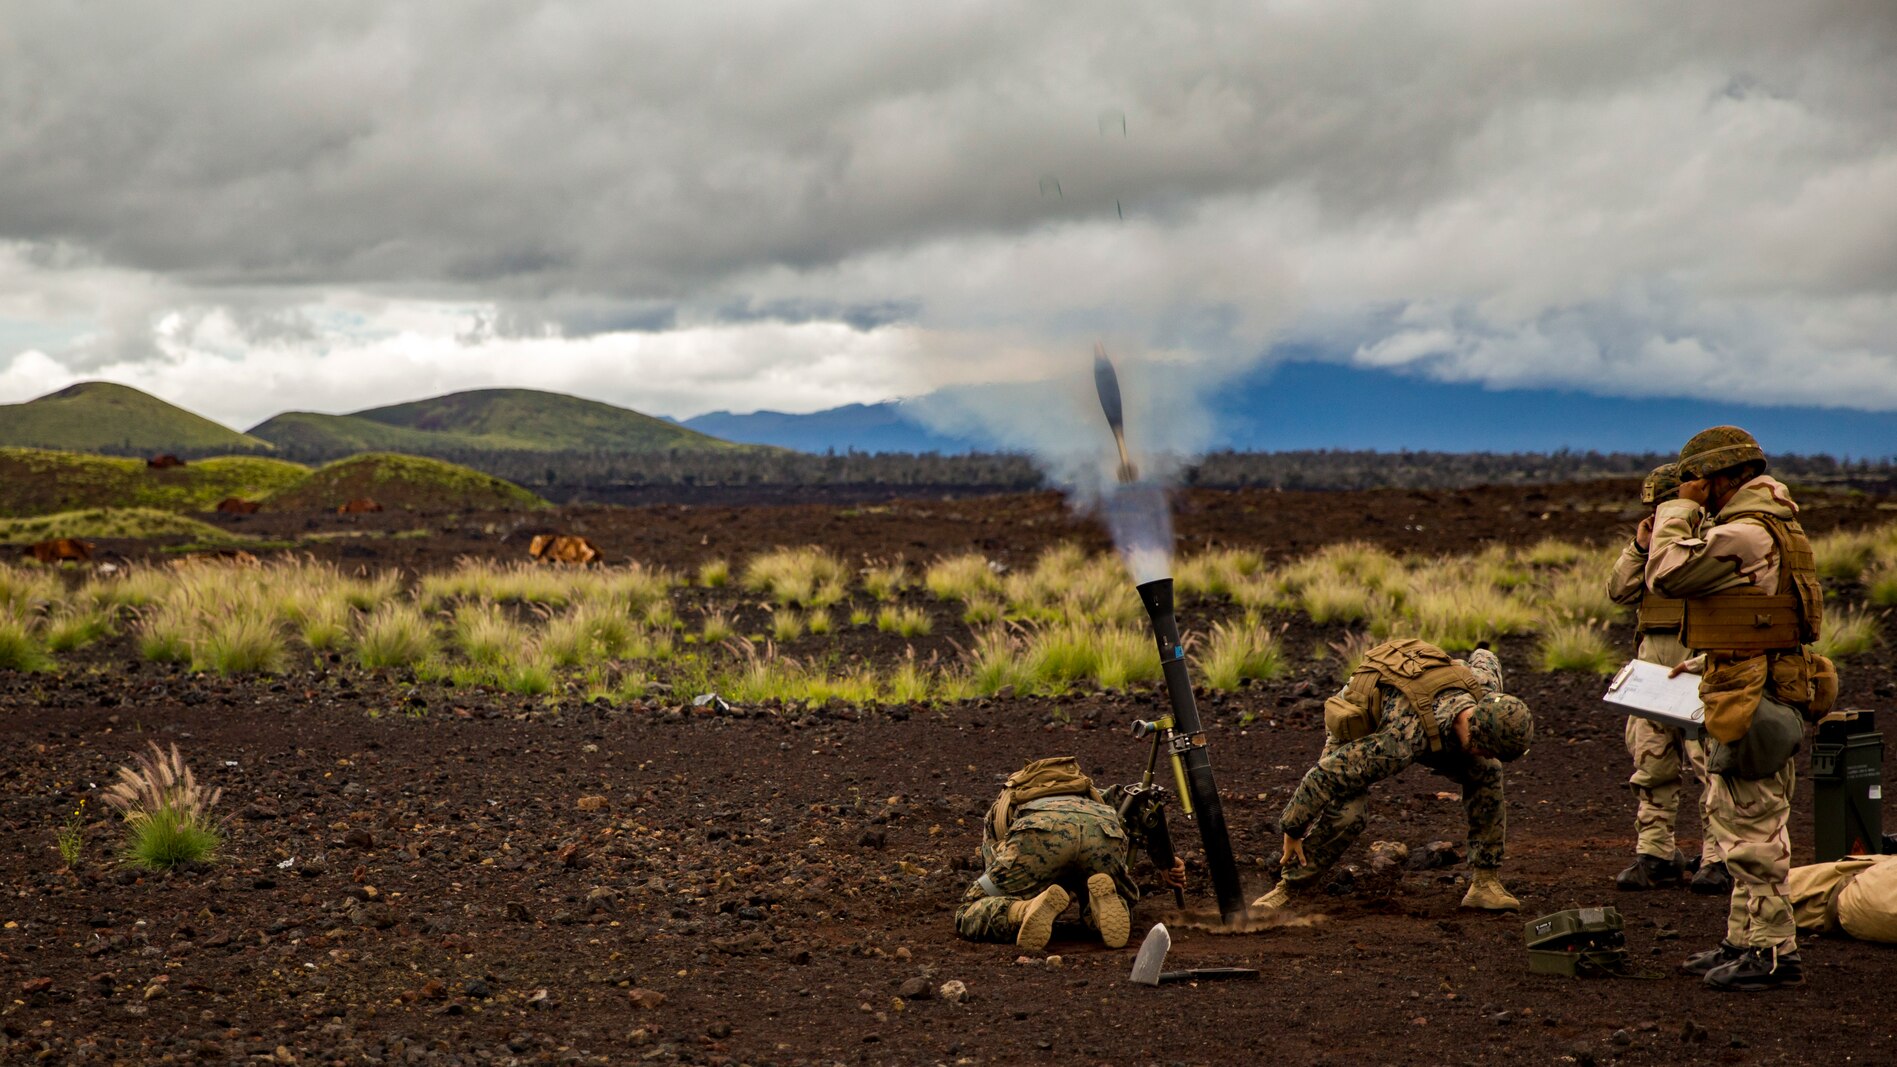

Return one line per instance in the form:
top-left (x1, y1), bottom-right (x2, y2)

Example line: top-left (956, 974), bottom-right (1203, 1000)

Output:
top-left (1650, 426), bottom-right (1833, 992)
top-left (954, 756), bottom-right (1185, 951)
top-left (1252, 640), bottom-right (1535, 914)
top-left (1608, 464), bottom-right (1729, 893)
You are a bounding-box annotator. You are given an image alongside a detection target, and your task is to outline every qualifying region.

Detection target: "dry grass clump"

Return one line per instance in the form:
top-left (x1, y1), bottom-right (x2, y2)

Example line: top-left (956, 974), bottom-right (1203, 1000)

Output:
top-left (1175, 549), bottom-right (1266, 599)
top-left (876, 605), bottom-right (933, 637)
top-left (1326, 631), bottom-right (1378, 682)
top-left (699, 612), bottom-right (735, 643)
top-left (42, 605), bottom-right (113, 653)
top-left (1300, 573), bottom-right (1390, 626)
top-left (82, 568), bottom-right (172, 611)
top-left (806, 608), bottom-right (835, 636)
top-left (696, 558), bottom-right (731, 588)
top-left (742, 547), bottom-right (849, 607)
top-left (1813, 528), bottom-right (1885, 582)
top-left (1197, 616), bottom-right (1286, 690)
top-left (1521, 538), bottom-right (1587, 568)
top-left (101, 742), bottom-right (222, 870)
top-left (1537, 619), bottom-right (1619, 674)
top-left (1537, 567), bottom-right (1625, 623)
top-left (1402, 582), bottom-right (1537, 651)
top-left (1865, 564), bottom-right (1897, 608)
top-left (193, 610), bottom-right (287, 674)
top-left (924, 553), bottom-right (1002, 602)
top-left (453, 603), bottom-right (523, 666)
top-left (1815, 606), bottom-right (1880, 660)
top-left (861, 558), bottom-right (910, 601)
top-left (771, 609), bottom-right (806, 642)
top-left (542, 602), bottom-right (635, 666)
top-left (355, 603), bottom-right (436, 669)
top-left (0, 607), bottom-right (51, 671)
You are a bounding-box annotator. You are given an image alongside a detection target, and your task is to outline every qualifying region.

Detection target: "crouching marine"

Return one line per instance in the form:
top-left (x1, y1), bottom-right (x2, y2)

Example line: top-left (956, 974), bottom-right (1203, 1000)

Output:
top-left (954, 756), bottom-right (1185, 951)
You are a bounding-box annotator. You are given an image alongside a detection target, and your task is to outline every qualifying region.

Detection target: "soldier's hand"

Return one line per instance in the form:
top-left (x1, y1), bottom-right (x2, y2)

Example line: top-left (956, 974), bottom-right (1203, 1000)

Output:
top-left (1281, 834), bottom-right (1308, 870)
top-left (1162, 857), bottom-right (1187, 890)
top-left (1634, 515), bottom-right (1655, 550)
top-left (1677, 478), bottom-right (1711, 506)
top-left (1669, 654), bottom-right (1706, 678)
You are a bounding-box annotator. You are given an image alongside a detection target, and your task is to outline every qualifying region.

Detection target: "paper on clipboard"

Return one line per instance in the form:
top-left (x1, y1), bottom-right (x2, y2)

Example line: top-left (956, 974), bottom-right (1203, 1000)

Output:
top-left (1603, 660), bottom-right (1705, 737)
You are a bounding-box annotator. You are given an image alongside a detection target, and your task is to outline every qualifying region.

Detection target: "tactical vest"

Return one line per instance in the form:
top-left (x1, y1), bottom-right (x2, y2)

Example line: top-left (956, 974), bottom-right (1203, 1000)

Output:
top-left (1680, 512), bottom-right (1822, 653)
top-left (1635, 593), bottom-right (1683, 633)
top-left (1324, 638), bottom-right (1487, 753)
top-left (987, 756), bottom-right (1102, 839)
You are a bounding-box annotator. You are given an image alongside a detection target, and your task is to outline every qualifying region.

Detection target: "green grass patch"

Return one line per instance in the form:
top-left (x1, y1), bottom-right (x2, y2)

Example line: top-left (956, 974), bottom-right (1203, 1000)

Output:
top-left (0, 507), bottom-right (245, 544)
top-left (1815, 606), bottom-right (1880, 660)
top-left (123, 805), bottom-right (222, 870)
top-left (0, 447), bottom-right (307, 518)
top-left (262, 452), bottom-right (545, 512)
top-left (1537, 620), bottom-right (1619, 673)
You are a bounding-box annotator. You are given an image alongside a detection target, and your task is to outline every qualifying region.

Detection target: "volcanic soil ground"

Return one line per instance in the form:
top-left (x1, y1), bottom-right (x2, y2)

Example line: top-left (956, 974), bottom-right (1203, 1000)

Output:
top-left (6, 482), bottom-right (1897, 1065)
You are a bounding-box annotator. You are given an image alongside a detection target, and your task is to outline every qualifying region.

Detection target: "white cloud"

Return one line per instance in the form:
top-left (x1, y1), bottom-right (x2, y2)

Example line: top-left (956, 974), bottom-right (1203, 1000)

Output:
top-left (0, 1), bottom-right (1894, 432)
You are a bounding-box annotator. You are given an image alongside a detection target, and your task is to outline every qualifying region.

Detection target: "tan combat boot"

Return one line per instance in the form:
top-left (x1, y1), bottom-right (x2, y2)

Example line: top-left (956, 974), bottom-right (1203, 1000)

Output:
top-left (1459, 869), bottom-right (1521, 911)
top-left (1250, 881), bottom-right (1294, 912)
top-left (1086, 873), bottom-right (1131, 948)
top-left (1007, 885), bottom-right (1071, 951)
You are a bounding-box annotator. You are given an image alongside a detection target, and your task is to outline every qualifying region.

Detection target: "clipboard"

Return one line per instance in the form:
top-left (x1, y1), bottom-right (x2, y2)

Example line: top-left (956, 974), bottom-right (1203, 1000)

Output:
top-left (1603, 660), bottom-right (1705, 738)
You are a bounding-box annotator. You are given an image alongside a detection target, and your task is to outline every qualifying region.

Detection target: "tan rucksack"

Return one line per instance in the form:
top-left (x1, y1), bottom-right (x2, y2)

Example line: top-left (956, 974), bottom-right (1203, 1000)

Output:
top-left (988, 756), bottom-right (1101, 838)
top-left (1324, 639), bottom-right (1488, 753)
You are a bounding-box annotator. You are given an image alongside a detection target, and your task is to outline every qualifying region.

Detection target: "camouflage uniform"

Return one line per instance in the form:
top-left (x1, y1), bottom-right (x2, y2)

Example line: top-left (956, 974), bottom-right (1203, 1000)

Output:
top-left (1648, 474), bottom-right (1802, 953)
top-left (1279, 648), bottom-right (1507, 889)
top-left (1608, 542), bottom-right (1720, 865)
top-left (953, 794), bottom-right (1139, 942)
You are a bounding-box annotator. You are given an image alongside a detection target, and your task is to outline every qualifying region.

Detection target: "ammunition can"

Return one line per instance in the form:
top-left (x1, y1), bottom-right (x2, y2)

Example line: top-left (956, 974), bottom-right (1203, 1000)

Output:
top-left (1812, 711), bottom-right (1884, 862)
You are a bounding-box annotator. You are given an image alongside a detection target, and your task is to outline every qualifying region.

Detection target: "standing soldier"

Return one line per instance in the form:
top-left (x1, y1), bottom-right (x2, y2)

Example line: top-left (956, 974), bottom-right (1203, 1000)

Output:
top-left (1607, 464), bottom-right (1728, 893)
top-left (1252, 639), bottom-right (1535, 913)
top-left (954, 756), bottom-right (1185, 951)
top-left (1649, 426), bottom-right (1836, 992)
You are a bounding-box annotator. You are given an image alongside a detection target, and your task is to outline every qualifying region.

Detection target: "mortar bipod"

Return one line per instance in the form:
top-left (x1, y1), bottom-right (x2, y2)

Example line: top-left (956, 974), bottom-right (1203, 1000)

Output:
top-left (1132, 715), bottom-right (1194, 817)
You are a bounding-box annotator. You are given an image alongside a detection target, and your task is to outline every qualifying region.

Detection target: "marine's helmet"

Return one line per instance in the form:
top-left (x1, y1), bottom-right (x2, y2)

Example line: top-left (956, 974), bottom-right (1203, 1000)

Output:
top-left (1640, 463), bottom-right (1683, 506)
top-left (1678, 426), bottom-right (1766, 480)
top-left (1469, 693), bottom-right (1534, 761)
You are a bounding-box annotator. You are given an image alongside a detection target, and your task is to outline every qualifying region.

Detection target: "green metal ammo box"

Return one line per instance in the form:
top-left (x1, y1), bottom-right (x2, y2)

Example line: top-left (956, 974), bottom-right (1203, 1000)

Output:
top-left (1812, 710), bottom-right (1884, 862)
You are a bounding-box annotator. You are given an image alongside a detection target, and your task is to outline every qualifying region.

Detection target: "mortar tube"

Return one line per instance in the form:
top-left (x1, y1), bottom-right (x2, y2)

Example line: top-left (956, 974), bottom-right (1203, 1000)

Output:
top-left (1137, 577), bottom-right (1247, 925)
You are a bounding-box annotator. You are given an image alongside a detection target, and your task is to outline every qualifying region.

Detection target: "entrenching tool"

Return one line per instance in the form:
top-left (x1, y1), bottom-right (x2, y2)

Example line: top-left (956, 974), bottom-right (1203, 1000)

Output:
top-left (1093, 343), bottom-right (1139, 485)
top-left (1127, 924), bottom-right (1260, 986)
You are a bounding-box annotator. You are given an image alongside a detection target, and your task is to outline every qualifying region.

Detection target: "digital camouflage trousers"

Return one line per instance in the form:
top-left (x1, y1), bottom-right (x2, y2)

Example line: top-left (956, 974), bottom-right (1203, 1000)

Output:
top-left (954, 810), bottom-right (1136, 943)
top-left (1625, 715), bottom-right (1722, 863)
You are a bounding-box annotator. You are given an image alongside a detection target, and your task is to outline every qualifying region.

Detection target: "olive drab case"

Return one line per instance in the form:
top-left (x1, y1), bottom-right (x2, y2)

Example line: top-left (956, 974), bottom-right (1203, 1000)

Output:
top-left (1524, 906), bottom-right (1636, 978)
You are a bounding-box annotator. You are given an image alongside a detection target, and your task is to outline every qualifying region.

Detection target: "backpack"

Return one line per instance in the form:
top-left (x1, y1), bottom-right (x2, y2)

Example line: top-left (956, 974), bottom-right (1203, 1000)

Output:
top-left (988, 756), bottom-right (1101, 839)
top-left (1324, 639), bottom-right (1487, 753)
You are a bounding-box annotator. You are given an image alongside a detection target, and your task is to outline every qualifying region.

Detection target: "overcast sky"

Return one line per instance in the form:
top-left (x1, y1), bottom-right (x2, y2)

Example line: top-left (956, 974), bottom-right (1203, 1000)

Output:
top-left (1, 0), bottom-right (1894, 432)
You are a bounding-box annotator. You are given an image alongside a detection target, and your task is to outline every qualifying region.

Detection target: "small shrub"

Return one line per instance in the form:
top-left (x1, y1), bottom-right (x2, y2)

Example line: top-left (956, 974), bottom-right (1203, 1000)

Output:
top-left (1537, 619), bottom-right (1619, 673)
top-left (1815, 606), bottom-right (1879, 660)
top-left (356, 604), bottom-right (436, 669)
top-left (877, 605), bottom-right (933, 637)
top-left (742, 547), bottom-right (850, 606)
top-left (56, 798), bottom-right (86, 868)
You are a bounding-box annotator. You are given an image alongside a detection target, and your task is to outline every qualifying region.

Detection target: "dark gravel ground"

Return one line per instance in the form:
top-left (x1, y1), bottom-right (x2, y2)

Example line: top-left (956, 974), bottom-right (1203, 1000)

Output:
top-left (3, 483), bottom-right (1896, 1066)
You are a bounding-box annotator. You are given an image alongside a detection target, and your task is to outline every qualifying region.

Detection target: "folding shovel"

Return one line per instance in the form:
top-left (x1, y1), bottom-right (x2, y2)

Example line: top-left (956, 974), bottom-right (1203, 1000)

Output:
top-left (1126, 924), bottom-right (1260, 986)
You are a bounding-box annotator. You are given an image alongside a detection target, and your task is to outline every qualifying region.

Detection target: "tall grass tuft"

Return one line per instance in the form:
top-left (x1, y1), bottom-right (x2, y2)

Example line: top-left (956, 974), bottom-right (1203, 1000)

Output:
top-left (743, 547), bottom-right (850, 607)
top-left (1402, 581), bottom-right (1538, 651)
top-left (1813, 528), bottom-right (1883, 582)
top-left (1815, 606), bottom-right (1880, 660)
top-left (963, 629), bottom-right (1041, 697)
top-left (194, 611), bottom-right (287, 674)
top-left (1537, 619), bottom-right (1619, 673)
top-left (924, 554), bottom-right (1001, 603)
top-left (1865, 564), bottom-right (1897, 608)
top-left (101, 742), bottom-right (222, 871)
top-left (697, 558), bottom-right (731, 588)
top-left (876, 605), bottom-right (933, 637)
top-left (771, 609), bottom-right (806, 642)
top-left (1197, 616), bottom-right (1286, 690)
top-left (700, 612), bottom-right (735, 643)
top-left (137, 602), bottom-right (194, 664)
top-left (1539, 567), bottom-right (1625, 623)
top-left (861, 559), bottom-right (910, 601)
top-left (0, 609), bottom-right (51, 671)
top-left (356, 604), bottom-right (436, 669)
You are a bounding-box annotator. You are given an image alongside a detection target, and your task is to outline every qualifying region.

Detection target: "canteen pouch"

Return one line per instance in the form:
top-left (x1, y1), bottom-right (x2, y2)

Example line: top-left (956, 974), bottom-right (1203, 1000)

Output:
top-left (1706, 697), bottom-right (1804, 780)
top-left (1699, 655), bottom-right (1768, 744)
top-left (1323, 672), bottom-right (1382, 744)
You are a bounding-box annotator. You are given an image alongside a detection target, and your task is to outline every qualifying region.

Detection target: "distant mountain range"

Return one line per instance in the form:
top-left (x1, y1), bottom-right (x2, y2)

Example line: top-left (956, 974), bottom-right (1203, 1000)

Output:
top-left (5, 362), bottom-right (1897, 460)
top-left (684, 361), bottom-right (1897, 459)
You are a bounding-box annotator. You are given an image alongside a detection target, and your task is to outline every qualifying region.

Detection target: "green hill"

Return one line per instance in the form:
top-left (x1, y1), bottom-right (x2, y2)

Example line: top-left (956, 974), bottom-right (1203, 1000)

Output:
top-left (0, 381), bottom-right (270, 453)
top-left (249, 388), bottom-right (750, 455)
top-left (260, 453), bottom-right (547, 512)
top-left (0, 448), bottom-right (309, 518)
